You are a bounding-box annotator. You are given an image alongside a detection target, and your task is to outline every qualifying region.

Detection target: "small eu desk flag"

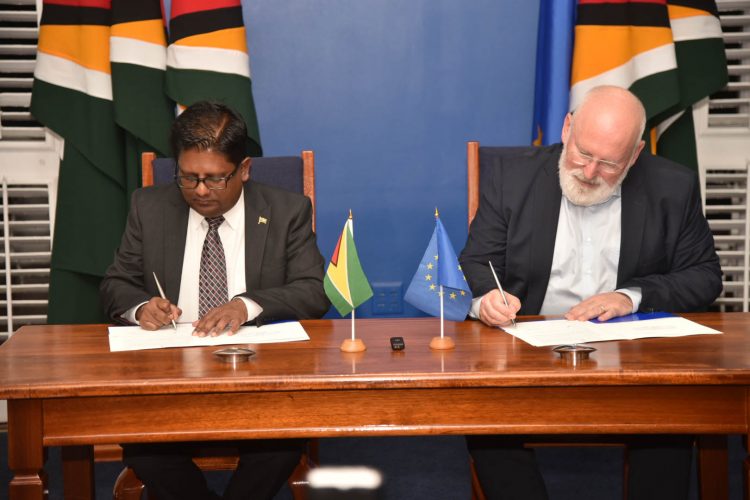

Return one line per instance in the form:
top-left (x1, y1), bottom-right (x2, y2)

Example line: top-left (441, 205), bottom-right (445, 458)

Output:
top-left (405, 212), bottom-right (472, 321)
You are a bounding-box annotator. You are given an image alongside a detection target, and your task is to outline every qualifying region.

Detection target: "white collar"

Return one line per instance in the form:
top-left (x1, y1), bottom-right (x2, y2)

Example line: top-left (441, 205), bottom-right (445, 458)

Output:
top-left (187, 189), bottom-right (244, 231)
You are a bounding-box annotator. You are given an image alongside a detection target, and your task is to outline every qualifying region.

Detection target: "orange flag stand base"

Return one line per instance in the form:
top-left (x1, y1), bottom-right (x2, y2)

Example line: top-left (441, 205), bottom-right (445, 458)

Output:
top-left (340, 338), bottom-right (367, 353)
top-left (429, 336), bottom-right (455, 350)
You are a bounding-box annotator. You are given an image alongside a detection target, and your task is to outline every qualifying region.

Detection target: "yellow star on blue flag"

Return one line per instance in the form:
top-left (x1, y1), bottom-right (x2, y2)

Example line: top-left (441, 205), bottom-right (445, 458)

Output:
top-left (404, 215), bottom-right (472, 321)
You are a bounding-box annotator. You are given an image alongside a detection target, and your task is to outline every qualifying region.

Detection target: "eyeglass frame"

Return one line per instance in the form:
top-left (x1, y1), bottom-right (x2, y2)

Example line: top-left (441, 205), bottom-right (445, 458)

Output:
top-left (174, 163), bottom-right (241, 190)
top-left (567, 126), bottom-right (640, 175)
top-left (570, 141), bottom-right (638, 175)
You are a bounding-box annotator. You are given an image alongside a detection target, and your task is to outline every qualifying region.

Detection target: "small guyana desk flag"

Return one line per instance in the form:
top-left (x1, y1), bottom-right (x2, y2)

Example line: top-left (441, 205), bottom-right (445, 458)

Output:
top-left (405, 210), bottom-right (472, 321)
top-left (324, 212), bottom-right (373, 316)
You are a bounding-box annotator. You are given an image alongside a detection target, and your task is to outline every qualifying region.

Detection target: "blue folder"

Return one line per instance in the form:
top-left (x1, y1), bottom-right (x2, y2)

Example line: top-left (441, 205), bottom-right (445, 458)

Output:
top-left (589, 311), bottom-right (675, 324)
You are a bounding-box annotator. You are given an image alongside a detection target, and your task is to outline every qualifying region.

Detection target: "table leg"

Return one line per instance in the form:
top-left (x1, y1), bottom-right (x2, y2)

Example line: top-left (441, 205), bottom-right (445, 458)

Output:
top-left (8, 399), bottom-right (46, 500)
top-left (697, 434), bottom-right (728, 500)
top-left (62, 445), bottom-right (95, 500)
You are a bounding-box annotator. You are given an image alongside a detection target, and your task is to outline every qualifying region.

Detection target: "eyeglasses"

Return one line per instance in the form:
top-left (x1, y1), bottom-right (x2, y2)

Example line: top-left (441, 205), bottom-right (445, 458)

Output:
top-left (175, 165), bottom-right (240, 190)
top-left (569, 144), bottom-right (629, 175)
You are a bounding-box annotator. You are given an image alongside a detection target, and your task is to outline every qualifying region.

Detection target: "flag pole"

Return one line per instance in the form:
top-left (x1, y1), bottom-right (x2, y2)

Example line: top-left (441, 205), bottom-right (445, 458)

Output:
top-left (340, 209), bottom-right (367, 353)
top-left (341, 306), bottom-right (366, 352)
top-left (429, 208), bottom-right (455, 350)
top-left (341, 308), bottom-right (365, 352)
top-left (440, 285), bottom-right (444, 338)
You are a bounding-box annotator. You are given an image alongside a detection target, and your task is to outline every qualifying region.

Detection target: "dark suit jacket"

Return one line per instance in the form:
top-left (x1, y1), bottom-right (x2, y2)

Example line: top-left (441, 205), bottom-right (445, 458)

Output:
top-left (459, 144), bottom-right (722, 315)
top-left (100, 181), bottom-right (330, 324)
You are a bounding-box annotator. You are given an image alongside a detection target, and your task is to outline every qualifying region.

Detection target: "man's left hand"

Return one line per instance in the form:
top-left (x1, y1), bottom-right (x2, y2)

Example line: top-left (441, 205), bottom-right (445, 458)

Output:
top-left (565, 292), bottom-right (633, 322)
top-left (192, 298), bottom-right (248, 337)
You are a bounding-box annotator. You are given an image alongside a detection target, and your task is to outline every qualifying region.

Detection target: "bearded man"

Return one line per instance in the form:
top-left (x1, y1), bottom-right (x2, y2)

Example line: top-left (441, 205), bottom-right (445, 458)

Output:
top-left (458, 85), bottom-right (721, 500)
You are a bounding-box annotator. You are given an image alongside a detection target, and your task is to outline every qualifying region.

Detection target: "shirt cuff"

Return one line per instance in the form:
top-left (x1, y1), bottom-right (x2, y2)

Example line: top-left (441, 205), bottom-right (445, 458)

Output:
top-left (123, 301), bottom-right (148, 325)
top-left (469, 294), bottom-right (485, 319)
top-left (235, 296), bottom-right (263, 323)
top-left (615, 287), bottom-right (642, 313)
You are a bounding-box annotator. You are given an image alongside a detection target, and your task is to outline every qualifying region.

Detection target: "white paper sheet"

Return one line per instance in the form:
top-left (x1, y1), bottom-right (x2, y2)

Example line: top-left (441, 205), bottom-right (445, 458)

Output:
top-left (503, 316), bottom-right (721, 347)
top-left (108, 321), bottom-right (310, 352)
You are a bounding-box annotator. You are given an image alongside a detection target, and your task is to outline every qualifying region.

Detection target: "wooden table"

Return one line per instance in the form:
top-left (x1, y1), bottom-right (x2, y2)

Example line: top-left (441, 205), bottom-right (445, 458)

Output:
top-left (1, 314), bottom-right (749, 499)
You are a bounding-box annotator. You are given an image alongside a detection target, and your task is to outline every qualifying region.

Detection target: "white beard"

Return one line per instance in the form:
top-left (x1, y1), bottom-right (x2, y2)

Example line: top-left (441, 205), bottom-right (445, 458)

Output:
top-left (558, 144), bottom-right (628, 206)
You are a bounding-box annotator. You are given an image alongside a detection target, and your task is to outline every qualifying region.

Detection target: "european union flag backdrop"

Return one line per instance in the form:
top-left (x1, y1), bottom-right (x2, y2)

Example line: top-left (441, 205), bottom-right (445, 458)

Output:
top-left (531, 0), bottom-right (576, 146)
top-left (405, 217), bottom-right (472, 321)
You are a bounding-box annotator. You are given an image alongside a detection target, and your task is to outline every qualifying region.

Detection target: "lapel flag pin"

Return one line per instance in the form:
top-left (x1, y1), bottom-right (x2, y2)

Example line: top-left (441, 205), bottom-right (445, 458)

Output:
top-left (258, 216), bottom-right (268, 225)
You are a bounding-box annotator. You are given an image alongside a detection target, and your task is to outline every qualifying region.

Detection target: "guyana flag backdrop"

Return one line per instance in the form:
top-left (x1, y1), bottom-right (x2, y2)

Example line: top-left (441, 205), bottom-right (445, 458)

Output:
top-left (31, 0), bottom-right (130, 323)
top-left (31, 0), bottom-right (261, 323)
top-left (111, 0), bottom-right (174, 191)
top-left (568, 0), bottom-right (727, 172)
top-left (166, 0), bottom-right (261, 156)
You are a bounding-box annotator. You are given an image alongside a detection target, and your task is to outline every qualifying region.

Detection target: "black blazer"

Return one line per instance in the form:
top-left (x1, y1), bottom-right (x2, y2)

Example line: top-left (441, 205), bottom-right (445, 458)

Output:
top-left (459, 144), bottom-right (722, 315)
top-left (100, 181), bottom-right (330, 324)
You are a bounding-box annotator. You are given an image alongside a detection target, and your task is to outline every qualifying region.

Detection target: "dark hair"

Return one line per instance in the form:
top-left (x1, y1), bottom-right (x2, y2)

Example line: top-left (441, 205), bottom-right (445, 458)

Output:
top-left (170, 101), bottom-right (248, 166)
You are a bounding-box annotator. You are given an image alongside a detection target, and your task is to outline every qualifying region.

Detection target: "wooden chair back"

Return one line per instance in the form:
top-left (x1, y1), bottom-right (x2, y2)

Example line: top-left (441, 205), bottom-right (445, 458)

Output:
top-left (141, 150), bottom-right (317, 231)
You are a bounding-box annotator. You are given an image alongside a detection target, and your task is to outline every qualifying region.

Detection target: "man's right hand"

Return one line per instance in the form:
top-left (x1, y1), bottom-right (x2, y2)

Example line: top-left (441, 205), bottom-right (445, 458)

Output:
top-left (479, 289), bottom-right (521, 327)
top-left (135, 297), bottom-right (182, 330)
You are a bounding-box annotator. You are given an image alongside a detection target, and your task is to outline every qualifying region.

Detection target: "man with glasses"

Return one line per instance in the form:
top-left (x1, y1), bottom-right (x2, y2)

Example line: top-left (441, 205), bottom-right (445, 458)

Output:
top-left (459, 86), bottom-right (721, 499)
top-left (100, 101), bottom-right (329, 500)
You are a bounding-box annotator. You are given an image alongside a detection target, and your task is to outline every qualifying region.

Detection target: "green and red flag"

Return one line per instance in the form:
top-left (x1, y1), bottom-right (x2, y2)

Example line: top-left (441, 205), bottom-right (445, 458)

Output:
top-left (31, 0), bottom-right (265, 324)
top-left (570, 0), bottom-right (679, 119)
top-left (166, 0), bottom-right (261, 155)
top-left (568, 0), bottom-right (727, 172)
top-left (652, 1), bottom-right (727, 170)
top-left (324, 214), bottom-right (373, 317)
top-left (31, 0), bottom-right (127, 323)
top-left (111, 0), bottom-right (174, 189)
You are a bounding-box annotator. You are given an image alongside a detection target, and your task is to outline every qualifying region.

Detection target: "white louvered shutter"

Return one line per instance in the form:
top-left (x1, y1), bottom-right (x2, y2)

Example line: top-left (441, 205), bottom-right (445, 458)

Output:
top-left (0, 0), bottom-right (60, 340)
top-left (704, 170), bottom-right (750, 311)
top-left (695, 0), bottom-right (750, 312)
top-left (0, 0), bottom-right (46, 142)
top-left (0, 181), bottom-right (52, 334)
top-left (709, 1), bottom-right (750, 129)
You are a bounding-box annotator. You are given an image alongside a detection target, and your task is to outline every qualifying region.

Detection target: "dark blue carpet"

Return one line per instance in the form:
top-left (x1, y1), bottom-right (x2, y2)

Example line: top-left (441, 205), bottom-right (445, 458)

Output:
top-left (0, 434), bottom-right (744, 499)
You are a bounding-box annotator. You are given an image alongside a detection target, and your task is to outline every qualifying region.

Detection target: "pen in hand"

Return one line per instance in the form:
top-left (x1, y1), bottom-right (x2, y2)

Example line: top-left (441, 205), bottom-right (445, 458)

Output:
top-left (152, 272), bottom-right (177, 330)
top-left (488, 261), bottom-right (516, 327)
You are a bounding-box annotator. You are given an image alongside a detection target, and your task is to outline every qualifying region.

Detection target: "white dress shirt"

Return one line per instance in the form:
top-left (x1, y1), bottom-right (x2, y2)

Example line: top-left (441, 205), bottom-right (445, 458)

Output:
top-left (124, 190), bottom-right (263, 324)
top-left (471, 186), bottom-right (641, 318)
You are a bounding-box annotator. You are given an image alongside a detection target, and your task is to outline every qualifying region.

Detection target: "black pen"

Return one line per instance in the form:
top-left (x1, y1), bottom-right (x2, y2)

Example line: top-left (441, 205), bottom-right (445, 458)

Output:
top-left (488, 261), bottom-right (516, 327)
top-left (152, 272), bottom-right (177, 330)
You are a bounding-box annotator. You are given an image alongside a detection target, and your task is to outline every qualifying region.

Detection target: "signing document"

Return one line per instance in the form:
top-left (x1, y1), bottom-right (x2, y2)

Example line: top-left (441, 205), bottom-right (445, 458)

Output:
top-left (109, 321), bottom-right (310, 352)
top-left (504, 314), bottom-right (721, 347)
